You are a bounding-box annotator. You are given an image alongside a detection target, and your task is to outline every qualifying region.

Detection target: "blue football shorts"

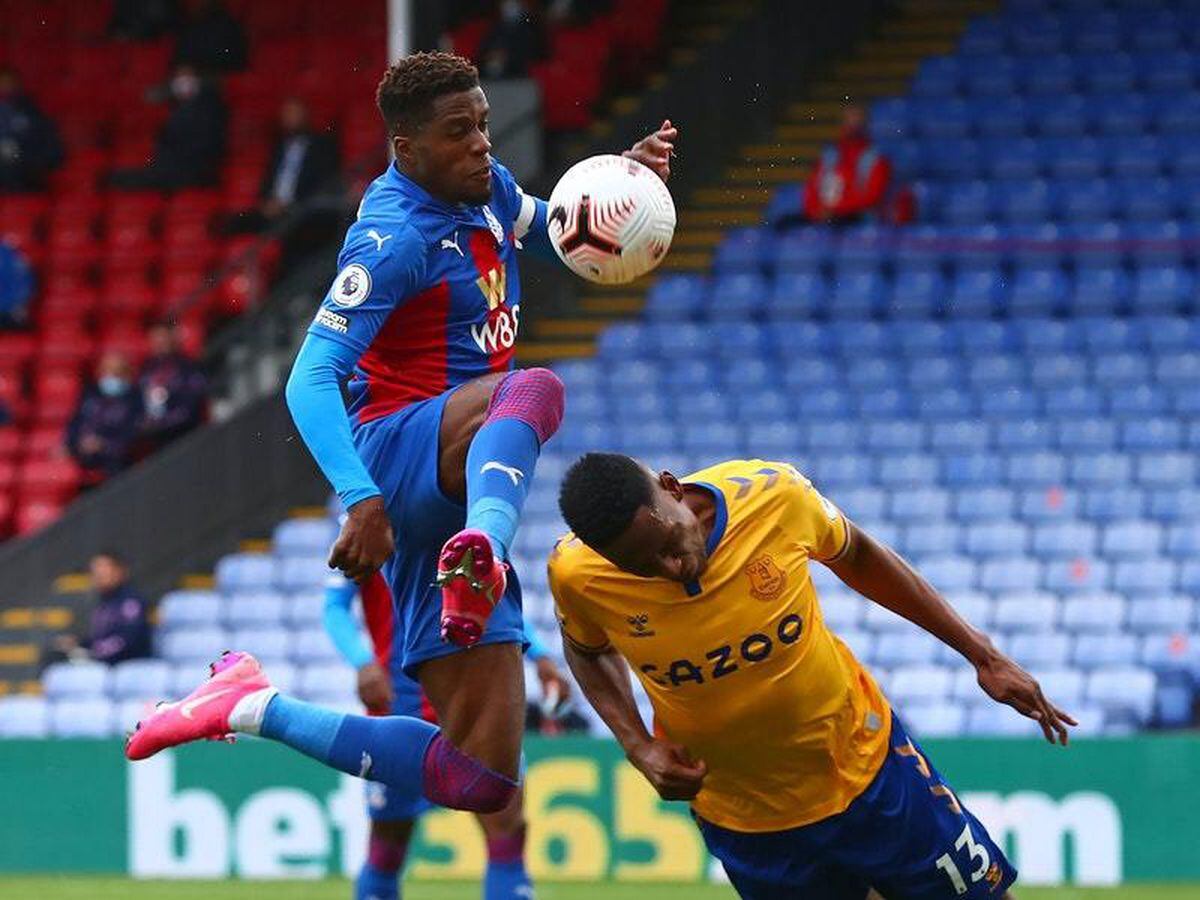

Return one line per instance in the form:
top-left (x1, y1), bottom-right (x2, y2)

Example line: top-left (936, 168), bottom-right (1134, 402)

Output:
top-left (697, 712), bottom-right (1017, 899)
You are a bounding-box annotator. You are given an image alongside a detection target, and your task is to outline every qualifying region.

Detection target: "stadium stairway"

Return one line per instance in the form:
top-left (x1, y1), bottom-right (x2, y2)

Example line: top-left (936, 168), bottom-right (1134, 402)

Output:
top-left (518, 0), bottom-right (998, 364)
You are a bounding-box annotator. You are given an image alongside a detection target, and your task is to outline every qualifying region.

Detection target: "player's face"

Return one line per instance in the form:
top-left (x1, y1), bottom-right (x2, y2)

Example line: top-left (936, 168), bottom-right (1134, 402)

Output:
top-left (599, 474), bottom-right (710, 583)
top-left (399, 87), bottom-right (492, 205)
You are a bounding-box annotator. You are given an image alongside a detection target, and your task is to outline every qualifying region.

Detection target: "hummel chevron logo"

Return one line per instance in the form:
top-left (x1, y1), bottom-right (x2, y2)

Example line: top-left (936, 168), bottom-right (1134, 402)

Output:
top-left (481, 461), bottom-right (524, 485)
top-left (367, 229), bottom-right (392, 251)
top-left (181, 688), bottom-right (234, 719)
top-left (440, 231), bottom-right (464, 257)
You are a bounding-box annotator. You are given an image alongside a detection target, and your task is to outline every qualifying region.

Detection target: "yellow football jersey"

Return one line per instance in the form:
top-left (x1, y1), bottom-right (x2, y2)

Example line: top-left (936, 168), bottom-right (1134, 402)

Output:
top-left (548, 459), bottom-right (891, 833)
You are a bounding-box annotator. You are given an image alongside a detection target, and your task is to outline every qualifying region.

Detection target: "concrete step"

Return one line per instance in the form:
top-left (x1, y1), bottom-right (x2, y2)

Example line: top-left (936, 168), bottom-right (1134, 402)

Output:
top-left (690, 186), bottom-right (773, 205)
top-left (810, 78), bottom-right (910, 100)
top-left (672, 228), bottom-right (727, 249)
top-left (0, 643), bottom-right (39, 666)
top-left (660, 250), bottom-right (712, 271)
top-left (0, 607), bottom-right (73, 630)
top-left (679, 208), bottom-right (762, 227)
top-left (289, 505), bottom-right (329, 519)
top-left (833, 57), bottom-right (920, 79)
top-left (739, 143), bottom-right (823, 162)
top-left (530, 318), bottom-right (613, 340)
top-left (725, 164), bottom-right (810, 184)
top-left (180, 573), bottom-right (215, 590)
top-left (580, 295), bottom-right (645, 315)
top-left (52, 573), bottom-right (91, 594)
top-left (239, 538), bottom-right (272, 553)
top-left (516, 341), bottom-right (597, 363)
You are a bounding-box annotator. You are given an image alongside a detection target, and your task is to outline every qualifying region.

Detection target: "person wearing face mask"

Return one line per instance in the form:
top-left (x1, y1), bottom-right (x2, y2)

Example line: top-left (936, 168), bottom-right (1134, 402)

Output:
top-left (66, 351), bottom-right (147, 481)
top-left (0, 66), bottom-right (65, 193)
top-left (803, 104), bottom-right (897, 226)
top-left (49, 551), bottom-right (152, 667)
top-left (108, 63), bottom-right (227, 190)
top-left (139, 320), bottom-right (209, 450)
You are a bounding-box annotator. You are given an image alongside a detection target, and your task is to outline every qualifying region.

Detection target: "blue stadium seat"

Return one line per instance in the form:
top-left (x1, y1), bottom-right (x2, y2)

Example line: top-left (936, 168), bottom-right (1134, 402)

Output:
top-left (1094, 352), bottom-right (1152, 387)
top-left (811, 453), bottom-right (876, 488)
top-left (915, 388), bottom-right (975, 419)
top-left (1008, 632), bottom-right (1073, 668)
top-left (982, 137), bottom-right (1041, 180)
top-left (765, 272), bottom-right (827, 320)
top-left (929, 421), bottom-right (990, 452)
top-left (1012, 317), bottom-right (1077, 355)
top-left (1093, 93), bottom-right (1151, 137)
top-left (1029, 94), bottom-right (1089, 137)
top-left (1069, 268), bottom-right (1130, 316)
top-left (1117, 177), bottom-right (1177, 223)
top-left (888, 269), bottom-right (947, 318)
top-left (901, 704), bottom-right (966, 738)
top-left (1140, 632), bottom-right (1200, 676)
top-left (993, 592), bottom-right (1059, 632)
top-left (1155, 352), bottom-right (1200, 387)
top-left (295, 663), bottom-right (356, 704)
top-left (964, 520), bottom-right (1028, 557)
top-left (995, 178), bottom-right (1054, 223)
top-left (1031, 667), bottom-right (1086, 708)
top-left (1056, 178), bottom-right (1116, 222)
top-left (160, 627), bottom-right (229, 664)
top-left (1043, 137), bottom-right (1104, 180)
top-left (902, 522), bottom-right (960, 557)
top-left (158, 589), bottom-right (221, 630)
top-left (917, 556), bottom-right (978, 592)
top-left (1062, 593), bottom-right (1128, 632)
top-left (944, 268), bottom-right (1003, 319)
top-left (794, 388), bottom-right (850, 419)
top-left (1101, 519), bottom-right (1163, 559)
top-left (940, 453), bottom-right (1001, 488)
top-left (744, 422), bottom-right (804, 458)
top-left (275, 556), bottom-right (331, 593)
top-left (1057, 418), bottom-right (1117, 452)
top-left (978, 388), bottom-right (1039, 419)
top-left (889, 665), bottom-right (953, 706)
top-left (965, 703), bottom-right (1044, 738)
top-left (42, 661), bottom-right (110, 699)
top-left (215, 553), bottom-right (277, 594)
top-left (230, 627), bottom-right (291, 664)
top-left (680, 421), bottom-right (741, 455)
top-left (996, 420), bottom-right (1053, 450)
top-left (596, 324), bottom-right (649, 359)
top-left (954, 487), bottom-right (1015, 521)
top-left (773, 230), bottom-right (835, 272)
top-left (1128, 596), bottom-right (1194, 634)
top-left (877, 453), bottom-right (939, 488)
top-left (822, 594), bottom-right (864, 633)
top-left (1081, 485), bottom-right (1146, 521)
top-left (836, 486), bottom-right (887, 522)
top-left (553, 359), bottom-right (604, 390)
top-left (963, 57), bottom-right (1019, 97)
top-left (1020, 486), bottom-right (1080, 521)
top-left (713, 229), bottom-right (771, 274)
top-left (1136, 452), bottom-right (1197, 487)
top-left (1133, 266), bottom-right (1195, 315)
top-left (1031, 520), bottom-right (1098, 558)
top-left (645, 275), bottom-right (706, 321)
top-left (765, 185), bottom-right (803, 228)
top-left (1085, 667), bottom-right (1157, 725)
top-left (905, 357), bottom-right (963, 391)
top-left (1044, 386), bottom-right (1104, 417)
top-left (1138, 51), bottom-right (1198, 93)
top-left (223, 590), bottom-right (287, 628)
top-left (50, 699), bottom-right (114, 738)
top-left (1004, 451), bottom-right (1067, 486)
top-left (980, 556), bottom-right (1043, 592)
top-left (110, 659), bottom-right (171, 701)
top-left (1071, 453), bottom-right (1133, 488)
top-left (1073, 633), bottom-right (1139, 669)
top-left (1029, 353), bottom-right (1087, 388)
top-left (874, 633), bottom-right (940, 667)
top-left (1113, 558), bottom-right (1178, 594)
top-left (291, 628), bottom-right (343, 666)
top-left (1109, 385), bottom-right (1170, 417)
top-left (1076, 52), bottom-right (1136, 93)
top-left (273, 518), bottom-right (337, 559)
top-left (888, 487), bottom-right (951, 520)
top-left (1147, 487), bottom-right (1200, 523)
top-left (974, 95), bottom-right (1030, 139)
top-left (865, 421), bottom-right (925, 453)
top-left (966, 354), bottom-right (1023, 389)
top-left (1164, 133), bottom-right (1200, 176)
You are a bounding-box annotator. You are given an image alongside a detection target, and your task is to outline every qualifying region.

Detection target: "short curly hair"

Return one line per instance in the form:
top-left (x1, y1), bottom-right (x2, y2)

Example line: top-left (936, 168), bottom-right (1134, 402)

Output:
top-left (559, 453), bottom-right (654, 549)
top-left (376, 51), bottom-right (480, 137)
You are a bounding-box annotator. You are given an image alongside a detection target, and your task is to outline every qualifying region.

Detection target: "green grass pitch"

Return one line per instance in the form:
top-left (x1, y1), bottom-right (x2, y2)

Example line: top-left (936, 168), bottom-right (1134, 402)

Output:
top-left (1, 880), bottom-right (1197, 899)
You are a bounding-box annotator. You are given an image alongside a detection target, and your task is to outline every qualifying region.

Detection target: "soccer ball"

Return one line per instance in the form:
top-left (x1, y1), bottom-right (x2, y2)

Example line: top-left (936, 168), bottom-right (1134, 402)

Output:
top-left (546, 154), bottom-right (676, 285)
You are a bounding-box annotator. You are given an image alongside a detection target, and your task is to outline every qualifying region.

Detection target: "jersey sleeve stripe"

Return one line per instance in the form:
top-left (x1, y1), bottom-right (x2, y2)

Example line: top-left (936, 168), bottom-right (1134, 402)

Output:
top-left (560, 627), bottom-right (612, 655)
top-left (514, 191), bottom-right (537, 239)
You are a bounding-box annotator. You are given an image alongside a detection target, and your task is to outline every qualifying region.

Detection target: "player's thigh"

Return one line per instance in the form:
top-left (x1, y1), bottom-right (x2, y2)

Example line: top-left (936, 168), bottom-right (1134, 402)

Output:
top-left (366, 779), bottom-right (430, 824)
top-left (695, 817), bottom-right (870, 900)
top-left (832, 715), bottom-right (1016, 900)
top-left (437, 372), bottom-right (507, 501)
top-left (417, 641), bottom-right (526, 779)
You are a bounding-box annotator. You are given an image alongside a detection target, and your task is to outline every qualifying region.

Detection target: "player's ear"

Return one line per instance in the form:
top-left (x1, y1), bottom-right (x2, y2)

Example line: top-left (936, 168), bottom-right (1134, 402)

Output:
top-left (659, 471), bottom-right (683, 500)
top-left (392, 132), bottom-right (413, 167)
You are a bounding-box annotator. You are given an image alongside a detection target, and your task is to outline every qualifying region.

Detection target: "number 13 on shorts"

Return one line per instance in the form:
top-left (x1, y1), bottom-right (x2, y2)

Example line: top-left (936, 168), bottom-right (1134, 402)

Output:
top-left (935, 821), bottom-right (992, 895)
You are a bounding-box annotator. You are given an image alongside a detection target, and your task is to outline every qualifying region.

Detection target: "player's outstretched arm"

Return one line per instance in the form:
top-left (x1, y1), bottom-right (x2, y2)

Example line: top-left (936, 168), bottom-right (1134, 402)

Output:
top-left (826, 522), bottom-right (1078, 746)
top-left (562, 638), bottom-right (707, 800)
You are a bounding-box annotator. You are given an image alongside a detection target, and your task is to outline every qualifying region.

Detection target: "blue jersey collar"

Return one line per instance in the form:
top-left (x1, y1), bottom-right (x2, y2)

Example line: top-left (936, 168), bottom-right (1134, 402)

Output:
top-left (681, 481), bottom-right (728, 596)
top-left (387, 162), bottom-right (490, 223)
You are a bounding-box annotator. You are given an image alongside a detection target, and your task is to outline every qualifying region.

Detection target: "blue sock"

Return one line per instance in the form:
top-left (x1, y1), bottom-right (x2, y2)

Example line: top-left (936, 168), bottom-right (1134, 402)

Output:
top-left (484, 860), bottom-right (532, 900)
top-left (356, 862), bottom-right (400, 900)
top-left (260, 695), bottom-right (438, 803)
top-left (465, 418), bottom-right (540, 561)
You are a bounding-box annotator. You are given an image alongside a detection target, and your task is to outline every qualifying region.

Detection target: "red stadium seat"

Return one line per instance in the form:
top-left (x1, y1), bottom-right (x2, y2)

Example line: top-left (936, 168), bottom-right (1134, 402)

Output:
top-left (0, 493), bottom-right (14, 538)
top-left (0, 371), bottom-right (29, 425)
top-left (15, 499), bottom-right (66, 536)
top-left (25, 427), bottom-right (68, 461)
top-left (99, 274), bottom-right (161, 320)
top-left (18, 458), bottom-right (81, 504)
top-left (0, 428), bottom-right (22, 461)
top-left (0, 459), bottom-right (16, 491)
top-left (37, 330), bottom-right (96, 371)
top-left (35, 371), bottom-right (82, 405)
top-left (0, 334), bottom-right (37, 370)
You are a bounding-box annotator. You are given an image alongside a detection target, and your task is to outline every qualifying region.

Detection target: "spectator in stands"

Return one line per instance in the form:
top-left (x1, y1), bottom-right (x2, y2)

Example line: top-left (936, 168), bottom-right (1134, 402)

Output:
top-left (66, 351), bottom-right (146, 481)
top-left (478, 1), bottom-right (549, 79)
top-left (224, 98), bottom-right (340, 233)
top-left (173, 0), bottom-right (247, 74)
top-left (0, 66), bottom-right (65, 192)
top-left (0, 239), bottom-right (34, 329)
top-left (803, 104), bottom-right (898, 226)
top-left (108, 64), bottom-right (227, 190)
top-left (109, 0), bottom-right (179, 40)
top-left (139, 320), bottom-right (208, 449)
top-left (52, 551), bottom-right (152, 665)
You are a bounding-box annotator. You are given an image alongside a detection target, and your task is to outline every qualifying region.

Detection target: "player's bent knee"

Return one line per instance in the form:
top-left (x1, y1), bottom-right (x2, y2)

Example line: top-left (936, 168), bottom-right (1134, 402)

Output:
top-left (485, 367), bottom-right (565, 445)
top-left (422, 733), bottom-right (520, 813)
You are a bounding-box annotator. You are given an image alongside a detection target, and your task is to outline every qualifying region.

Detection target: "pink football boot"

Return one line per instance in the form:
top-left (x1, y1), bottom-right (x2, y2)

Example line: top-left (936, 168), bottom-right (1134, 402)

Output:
top-left (436, 528), bottom-right (507, 647)
top-left (125, 651), bottom-right (273, 761)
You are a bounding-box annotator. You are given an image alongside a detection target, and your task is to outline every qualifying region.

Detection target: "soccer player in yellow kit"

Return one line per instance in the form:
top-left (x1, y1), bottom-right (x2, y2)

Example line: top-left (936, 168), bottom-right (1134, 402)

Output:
top-left (549, 454), bottom-right (1076, 900)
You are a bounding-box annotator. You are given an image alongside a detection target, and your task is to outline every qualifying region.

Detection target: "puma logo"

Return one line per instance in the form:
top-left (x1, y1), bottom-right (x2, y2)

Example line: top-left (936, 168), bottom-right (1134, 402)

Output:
top-left (481, 461), bottom-right (524, 486)
top-left (367, 229), bottom-right (392, 251)
top-left (440, 232), bottom-right (464, 257)
top-left (180, 689), bottom-right (233, 720)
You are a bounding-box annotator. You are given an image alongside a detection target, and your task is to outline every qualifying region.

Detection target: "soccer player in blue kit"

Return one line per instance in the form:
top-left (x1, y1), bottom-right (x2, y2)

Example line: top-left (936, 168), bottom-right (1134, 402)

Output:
top-left (127, 50), bottom-right (675, 826)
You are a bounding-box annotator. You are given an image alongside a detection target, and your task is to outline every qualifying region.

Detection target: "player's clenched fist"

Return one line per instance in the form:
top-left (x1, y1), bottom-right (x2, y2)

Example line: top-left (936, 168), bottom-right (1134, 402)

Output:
top-left (330, 496), bottom-right (395, 582)
top-left (628, 737), bottom-right (708, 801)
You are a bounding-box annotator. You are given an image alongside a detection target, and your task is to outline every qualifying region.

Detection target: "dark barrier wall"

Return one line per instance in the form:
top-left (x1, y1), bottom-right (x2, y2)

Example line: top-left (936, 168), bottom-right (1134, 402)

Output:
top-left (0, 395), bottom-right (327, 605)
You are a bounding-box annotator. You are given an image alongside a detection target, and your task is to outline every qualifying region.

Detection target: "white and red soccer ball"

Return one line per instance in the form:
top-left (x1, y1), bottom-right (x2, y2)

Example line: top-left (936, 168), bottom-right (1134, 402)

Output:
top-left (546, 154), bottom-right (676, 285)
